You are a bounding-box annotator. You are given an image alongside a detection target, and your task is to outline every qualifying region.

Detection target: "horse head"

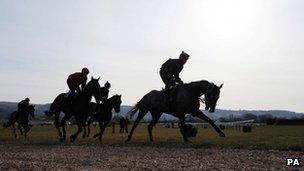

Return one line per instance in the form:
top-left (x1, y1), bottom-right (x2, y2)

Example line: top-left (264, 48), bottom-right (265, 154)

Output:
top-left (111, 94), bottom-right (122, 113)
top-left (86, 76), bottom-right (101, 102)
top-left (28, 105), bottom-right (35, 118)
top-left (204, 83), bottom-right (223, 113)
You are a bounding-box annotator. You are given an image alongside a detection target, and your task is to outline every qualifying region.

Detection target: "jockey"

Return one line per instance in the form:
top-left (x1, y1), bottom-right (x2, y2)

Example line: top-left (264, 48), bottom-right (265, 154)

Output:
top-left (67, 67), bottom-right (90, 102)
top-left (100, 81), bottom-right (111, 103)
top-left (160, 51), bottom-right (189, 92)
top-left (16, 97), bottom-right (30, 119)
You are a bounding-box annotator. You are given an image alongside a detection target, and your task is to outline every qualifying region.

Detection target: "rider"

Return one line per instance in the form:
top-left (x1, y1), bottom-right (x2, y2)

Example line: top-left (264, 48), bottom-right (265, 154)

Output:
top-left (159, 51), bottom-right (189, 101)
top-left (100, 81), bottom-right (111, 103)
top-left (67, 67), bottom-right (90, 103)
top-left (16, 97), bottom-right (30, 119)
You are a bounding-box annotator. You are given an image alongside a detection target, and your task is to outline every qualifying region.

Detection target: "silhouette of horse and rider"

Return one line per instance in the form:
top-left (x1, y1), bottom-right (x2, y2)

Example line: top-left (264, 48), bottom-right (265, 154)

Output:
top-left (3, 98), bottom-right (35, 139)
top-left (44, 68), bottom-right (122, 142)
top-left (126, 51), bottom-right (224, 142)
top-left (6, 51), bottom-right (223, 143)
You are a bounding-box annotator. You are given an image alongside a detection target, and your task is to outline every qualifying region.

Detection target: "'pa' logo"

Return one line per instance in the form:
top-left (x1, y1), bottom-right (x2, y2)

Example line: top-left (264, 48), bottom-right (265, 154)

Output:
top-left (286, 158), bottom-right (301, 167)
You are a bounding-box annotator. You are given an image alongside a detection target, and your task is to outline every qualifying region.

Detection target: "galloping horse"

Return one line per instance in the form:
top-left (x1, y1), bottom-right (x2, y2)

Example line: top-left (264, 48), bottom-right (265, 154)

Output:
top-left (45, 77), bottom-right (101, 142)
top-left (3, 105), bottom-right (35, 139)
top-left (126, 80), bottom-right (224, 142)
top-left (87, 95), bottom-right (121, 142)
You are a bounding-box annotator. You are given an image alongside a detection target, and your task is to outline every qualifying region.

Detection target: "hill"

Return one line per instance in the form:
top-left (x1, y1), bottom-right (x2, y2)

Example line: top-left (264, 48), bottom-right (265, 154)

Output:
top-left (0, 101), bottom-right (303, 122)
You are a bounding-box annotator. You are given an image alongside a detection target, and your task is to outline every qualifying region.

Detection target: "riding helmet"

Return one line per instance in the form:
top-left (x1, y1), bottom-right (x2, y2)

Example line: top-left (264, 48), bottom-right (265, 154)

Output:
top-left (179, 51), bottom-right (190, 60)
top-left (105, 81), bottom-right (111, 88)
top-left (81, 67), bottom-right (90, 75)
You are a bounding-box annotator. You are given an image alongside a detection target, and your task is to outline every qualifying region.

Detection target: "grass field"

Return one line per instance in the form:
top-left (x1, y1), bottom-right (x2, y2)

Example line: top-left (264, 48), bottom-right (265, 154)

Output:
top-left (0, 124), bottom-right (303, 151)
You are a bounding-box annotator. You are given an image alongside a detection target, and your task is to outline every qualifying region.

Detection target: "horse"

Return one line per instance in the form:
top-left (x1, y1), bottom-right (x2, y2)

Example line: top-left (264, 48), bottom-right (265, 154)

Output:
top-left (87, 94), bottom-right (122, 142)
top-left (45, 77), bottom-right (101, 142)
top-left (3, 105), bottom-right (35, 139)
top-left (125, 80), bottom-right (224, 142)
top-left (119, 117), bottom-right (129, 133)
top-left (86, 96), bottom-right (121, 137)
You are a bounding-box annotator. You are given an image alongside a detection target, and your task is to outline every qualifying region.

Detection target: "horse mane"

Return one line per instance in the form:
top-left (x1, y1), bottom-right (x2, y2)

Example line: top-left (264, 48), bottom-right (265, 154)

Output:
top-left (104, 94), bottom-right (121, 106)
top-left (183, 80), bottom-right (214, 97)
top-left (108, 94), bottom-right (120, 100)
top-left (185, 80), bottom-right (214, 89)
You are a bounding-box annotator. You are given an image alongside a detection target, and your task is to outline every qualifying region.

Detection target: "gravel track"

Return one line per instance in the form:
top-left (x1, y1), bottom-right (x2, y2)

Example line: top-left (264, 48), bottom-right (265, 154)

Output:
top-left (0, 145), bottom-right (303, 170)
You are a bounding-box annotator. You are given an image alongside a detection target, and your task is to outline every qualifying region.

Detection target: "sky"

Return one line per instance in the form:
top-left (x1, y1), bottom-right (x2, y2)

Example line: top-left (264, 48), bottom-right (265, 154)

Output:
top-left (0, 0), bottom-right (303, 112)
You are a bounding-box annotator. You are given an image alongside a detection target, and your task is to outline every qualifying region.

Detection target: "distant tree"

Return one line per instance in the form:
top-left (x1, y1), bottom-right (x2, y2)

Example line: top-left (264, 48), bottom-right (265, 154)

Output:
top-left (258, 114), bottom-right (273, 123)
top-left (242, 113), bottom-right (258, 122)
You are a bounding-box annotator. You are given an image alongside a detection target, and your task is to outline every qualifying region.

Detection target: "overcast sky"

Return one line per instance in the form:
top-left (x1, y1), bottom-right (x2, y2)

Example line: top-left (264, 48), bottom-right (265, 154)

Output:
top-left (0, 0), bottom-right (303, 112)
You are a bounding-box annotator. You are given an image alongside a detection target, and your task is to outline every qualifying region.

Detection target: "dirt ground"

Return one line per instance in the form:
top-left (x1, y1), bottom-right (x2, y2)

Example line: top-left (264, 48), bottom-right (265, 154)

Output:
top-left (0, 145), bottom-right (303, 170)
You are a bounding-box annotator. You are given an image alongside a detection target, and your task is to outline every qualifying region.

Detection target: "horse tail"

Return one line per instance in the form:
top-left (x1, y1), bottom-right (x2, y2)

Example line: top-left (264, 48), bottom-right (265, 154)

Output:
top-left (45, 93), bottom-right (66, 117)
top-left (4, 111), bottom-right (17, 128)
top-left (127, 103), bottom-right (140, 119)
top-left (44, 102), bottom-right (56, 117)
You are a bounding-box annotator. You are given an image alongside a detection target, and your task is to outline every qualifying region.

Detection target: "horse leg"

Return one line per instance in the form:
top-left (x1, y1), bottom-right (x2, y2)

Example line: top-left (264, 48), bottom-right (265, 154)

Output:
top-left (12, 124), bottom-right (17, 139)
top-left (93, 119), bottom-right (102, 138)
top-left (98, 121), bottom-right (109, 142)
top-left (70, 116), bottom-right (83, 143)
top-left (148, 111), bottom-right (162, 142)
top-left (18, 124), bottom-right (23, 135)
top-left (125, 124), bottom-right (129, 133)
top-left (24, 126), bottom-right (29, 139)
top-left (192, 110), bottom-right (225, 137)
top-left (87, 117), bottom-right (94, 137)
top-left (24, 124), bottom-right (31, 139)
top-left (125, 109), bottom-right (147, 142)
top-left (119, 124), bottom-right (123, 133)
top-left (82, 125), bottom-right (87, 139)
top-left (54, 113), bottom-right (63, 139)
top-left (178, 115), bottom-right (189, 142)
top-left (81, 114), bottom-right (88, 139)
top-left (112, 123), bottom-right (115, 134)
top-left (60, 114), bottom-right (71, 141)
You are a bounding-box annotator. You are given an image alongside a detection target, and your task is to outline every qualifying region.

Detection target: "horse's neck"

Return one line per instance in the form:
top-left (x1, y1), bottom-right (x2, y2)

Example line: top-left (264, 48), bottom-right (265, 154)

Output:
top-left (21, 110), bottom-right (30, 118)
top-left (104, 98), bottom-right (115, 110)
top-left (185, 81), bottom-right (213, 97)
top-left (80, 87), bottom-right (94, 102)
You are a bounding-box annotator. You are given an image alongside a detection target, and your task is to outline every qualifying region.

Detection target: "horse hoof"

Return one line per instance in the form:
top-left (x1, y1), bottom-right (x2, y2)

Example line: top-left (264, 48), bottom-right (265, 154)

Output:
top-left (125, 139), bottom-right (130, 143)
